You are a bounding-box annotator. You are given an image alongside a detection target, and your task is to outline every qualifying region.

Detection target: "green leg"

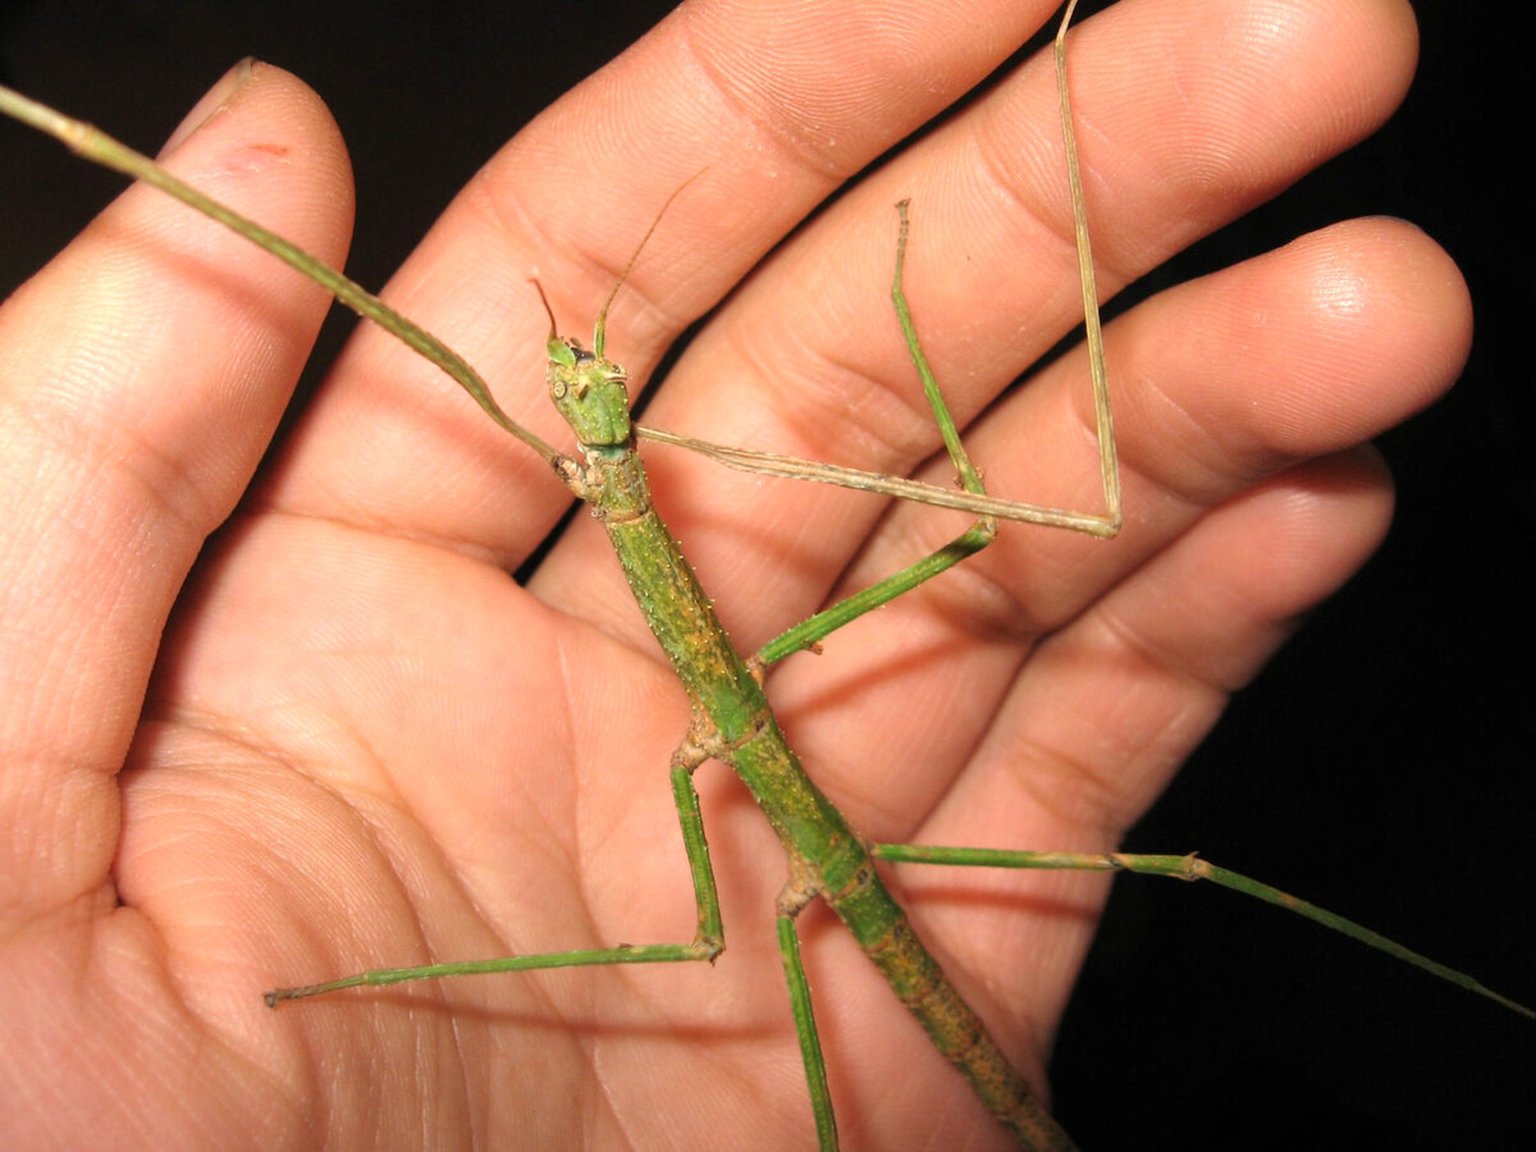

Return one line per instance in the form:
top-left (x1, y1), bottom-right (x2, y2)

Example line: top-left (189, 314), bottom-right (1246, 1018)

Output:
top-left (777, 895), bottom-right (839, 1151)
top-left (757, 201), bottom-right (997, 666)
top-left (760, 1), bottom-right (1127, 665)
top-left (265, 756), bottom-right (725, 1005)
top-left (871, 844), bottom-right (1534, 1020)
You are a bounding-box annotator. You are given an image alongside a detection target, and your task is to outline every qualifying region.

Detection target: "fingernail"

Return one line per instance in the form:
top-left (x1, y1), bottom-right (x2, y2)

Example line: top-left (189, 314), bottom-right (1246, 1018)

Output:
top-left (158, 57), bottom-right (257, 158)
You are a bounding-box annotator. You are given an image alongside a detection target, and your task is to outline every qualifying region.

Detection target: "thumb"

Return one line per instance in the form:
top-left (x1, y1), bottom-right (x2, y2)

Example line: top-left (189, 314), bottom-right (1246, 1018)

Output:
top-left (0, 61), bottom-right (352, 927)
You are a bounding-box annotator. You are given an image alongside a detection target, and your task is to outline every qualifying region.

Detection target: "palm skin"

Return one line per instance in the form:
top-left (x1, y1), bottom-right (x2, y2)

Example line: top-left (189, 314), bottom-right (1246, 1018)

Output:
top-left (0, 2), bottom-right (1466, 1149)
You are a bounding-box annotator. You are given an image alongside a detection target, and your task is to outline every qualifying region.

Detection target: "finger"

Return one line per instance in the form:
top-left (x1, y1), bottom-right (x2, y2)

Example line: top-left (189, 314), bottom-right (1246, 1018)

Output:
top-left (606, 0), bottom-right (1421, 649)
top-left (0, 63), bottom-right (352, 925)
top-left (253, 0), bottom-right (1069, 577)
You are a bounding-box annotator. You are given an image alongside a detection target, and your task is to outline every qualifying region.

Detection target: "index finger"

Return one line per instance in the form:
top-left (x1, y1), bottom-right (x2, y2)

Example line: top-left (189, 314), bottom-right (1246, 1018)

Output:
top-left (233, 0), bottom-right (1072, 571)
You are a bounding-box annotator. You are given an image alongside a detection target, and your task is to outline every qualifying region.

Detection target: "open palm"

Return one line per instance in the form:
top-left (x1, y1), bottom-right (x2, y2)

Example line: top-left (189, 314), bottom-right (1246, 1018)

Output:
top-left (1, 2), bottom-right (1464, 1149)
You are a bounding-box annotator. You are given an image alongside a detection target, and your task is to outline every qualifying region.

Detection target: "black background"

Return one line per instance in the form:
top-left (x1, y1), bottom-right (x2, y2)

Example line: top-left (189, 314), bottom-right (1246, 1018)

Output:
top-left (3, 2), bottom-right (1530, 1148)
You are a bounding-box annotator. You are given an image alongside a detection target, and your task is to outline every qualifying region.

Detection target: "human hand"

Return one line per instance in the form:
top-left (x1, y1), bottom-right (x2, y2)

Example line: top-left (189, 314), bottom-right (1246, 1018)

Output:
top-left (0, 2), bottom-right (1460, 1149)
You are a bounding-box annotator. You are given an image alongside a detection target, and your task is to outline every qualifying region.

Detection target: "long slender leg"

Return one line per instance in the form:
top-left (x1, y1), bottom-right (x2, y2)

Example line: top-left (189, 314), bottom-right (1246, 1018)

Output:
top-left (760, 7), bottom-right (1118, 667)
top-left (759, 198), bottom-right (1115, 665)
top-left (777, 889), bottom-right (839, 1152)
top-left (869, 844), bottom-right (1534, 1019)
top-left (266, 754), bottom-right (725, 1004)
top-left (757, 201), bottom-right (998, 666)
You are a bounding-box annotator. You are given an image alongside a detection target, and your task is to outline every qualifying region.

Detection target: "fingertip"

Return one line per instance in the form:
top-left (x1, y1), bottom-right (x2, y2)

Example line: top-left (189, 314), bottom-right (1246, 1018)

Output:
top-left (157, 58), bottom-right (257, 159)
top-left (159, 59), bottom-right (356, 257)
top-left (1285, 217), bottom-right (1471, 435)
top-left (1369, 215), bottom-right (1473, 378)
top-left (1106, 213), bottom-right (1471, 509)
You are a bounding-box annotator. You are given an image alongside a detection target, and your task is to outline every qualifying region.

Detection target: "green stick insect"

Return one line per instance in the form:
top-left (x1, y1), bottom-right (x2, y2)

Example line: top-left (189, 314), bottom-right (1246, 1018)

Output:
top-left (1, 0), bottom-right (1528, 1148)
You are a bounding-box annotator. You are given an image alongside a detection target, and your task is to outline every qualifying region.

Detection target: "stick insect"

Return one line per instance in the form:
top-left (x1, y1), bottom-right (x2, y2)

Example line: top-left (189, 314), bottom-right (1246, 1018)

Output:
top-left (0, 0), bottom-right (1529, 1148)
